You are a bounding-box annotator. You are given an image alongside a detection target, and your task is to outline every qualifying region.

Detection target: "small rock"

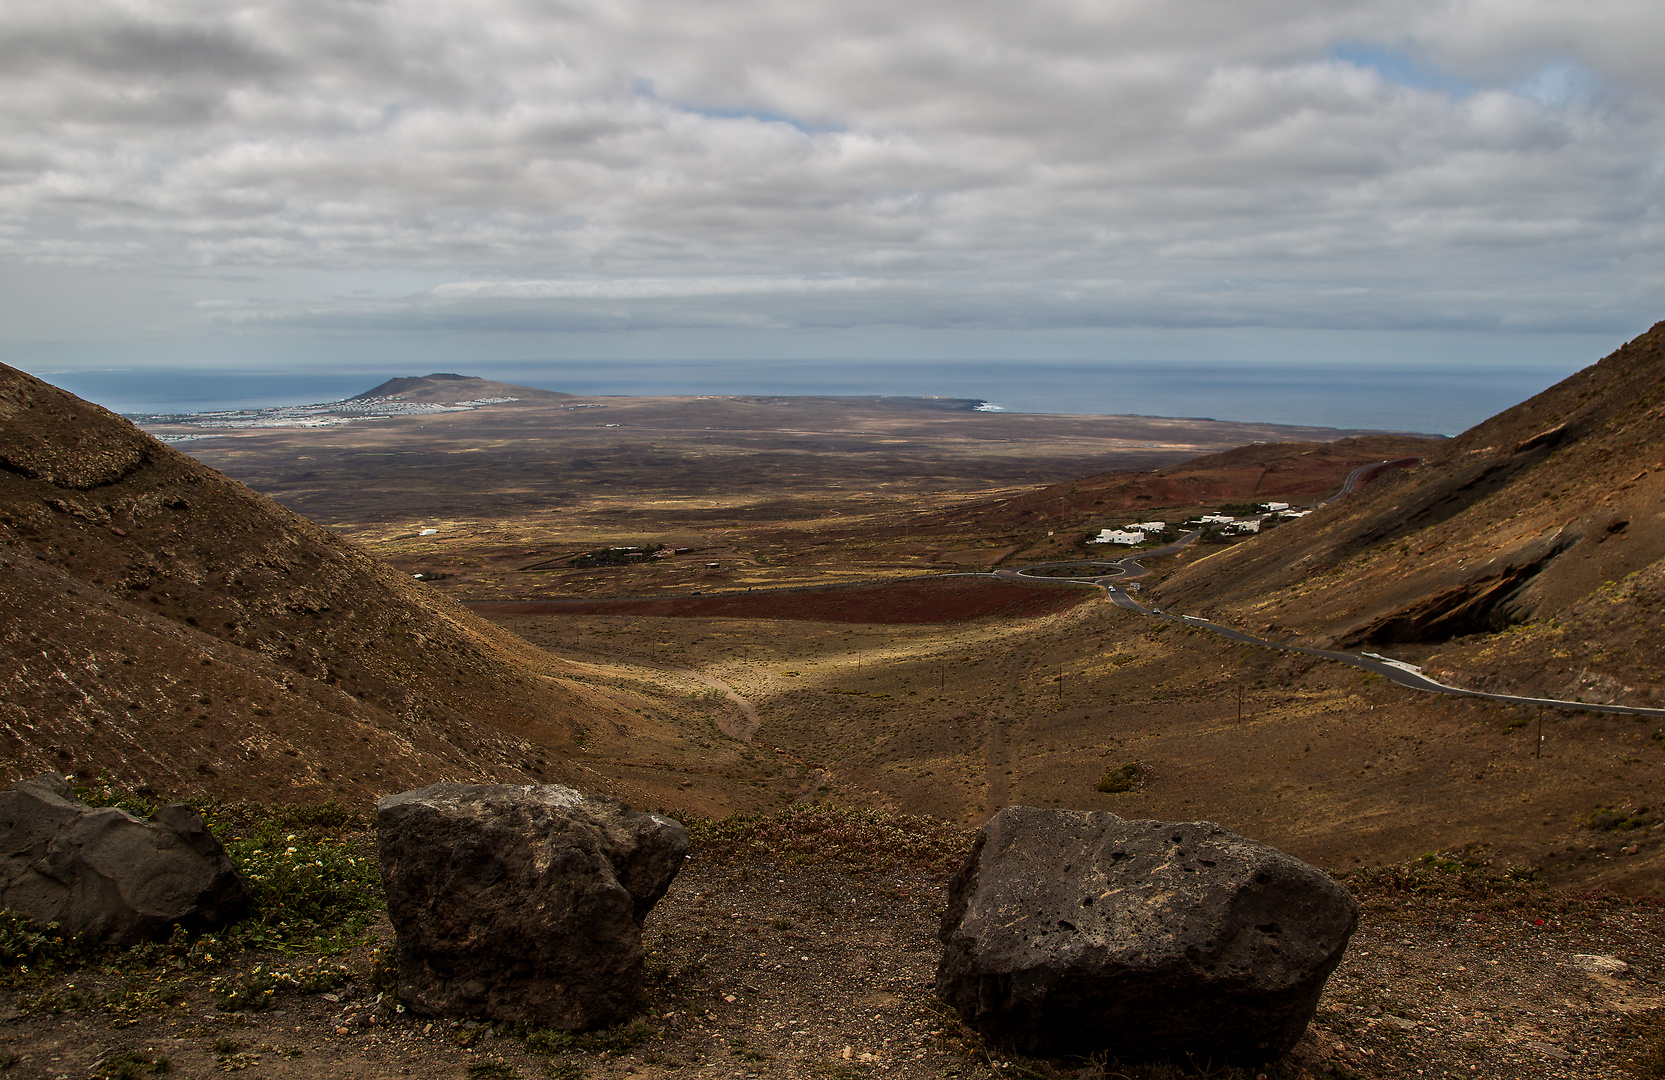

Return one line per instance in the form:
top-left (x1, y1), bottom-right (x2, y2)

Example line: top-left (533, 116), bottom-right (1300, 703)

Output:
top-left (1385, 1016), bottom-right (1417, 1031)
top-left (1570, 953), bottom-right (1630, 976)
top-left (935, 807), bottom-right (1357, 1062)
top-left (1519, 1039), bottom-right (1572, 1061)
top-left (378, 782), bottom-right (688, 1030)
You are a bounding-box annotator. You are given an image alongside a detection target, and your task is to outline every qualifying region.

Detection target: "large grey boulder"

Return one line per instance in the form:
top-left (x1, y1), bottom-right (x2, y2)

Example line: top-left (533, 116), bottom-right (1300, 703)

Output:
top-left (377, 782), bottom-right (689, 1029)
top-left (0, 774), bottom-right (251, 947)
top-left (936, 808), bottom-right (1357, 1062)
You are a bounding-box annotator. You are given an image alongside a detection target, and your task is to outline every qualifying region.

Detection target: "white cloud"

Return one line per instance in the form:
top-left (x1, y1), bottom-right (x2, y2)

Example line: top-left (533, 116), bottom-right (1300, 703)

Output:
top-left (0, 0), bottom-right (1662, 352)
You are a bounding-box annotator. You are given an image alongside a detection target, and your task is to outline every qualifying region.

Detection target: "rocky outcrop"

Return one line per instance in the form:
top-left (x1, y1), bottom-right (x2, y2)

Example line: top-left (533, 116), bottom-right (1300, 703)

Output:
top-left (0, 774), bottom-right (251, 946)
top-left (936, 807), bottom-right (1357, 1062)
top-left (377, 782), bottom-right (689, 1029)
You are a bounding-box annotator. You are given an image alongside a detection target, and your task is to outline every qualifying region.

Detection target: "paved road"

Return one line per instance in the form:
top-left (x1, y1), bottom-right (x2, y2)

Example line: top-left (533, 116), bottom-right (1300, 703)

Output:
top-left (1321, 456), bottom-right (1422, 504)
top-left (1099, 587), bottom-right (1665, 718)
top-left (1001, 459), bottom-right (1665, 718)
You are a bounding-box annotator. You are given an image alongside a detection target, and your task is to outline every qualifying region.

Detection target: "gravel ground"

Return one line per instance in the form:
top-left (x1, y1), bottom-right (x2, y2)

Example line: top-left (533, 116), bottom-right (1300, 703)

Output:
top-left (0, 858), bottom-right (1659, 1080)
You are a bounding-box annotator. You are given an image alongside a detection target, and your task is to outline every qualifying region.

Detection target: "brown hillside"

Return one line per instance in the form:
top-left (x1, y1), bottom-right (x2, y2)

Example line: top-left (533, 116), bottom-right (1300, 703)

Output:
top-left (925, 433), bottom-right (1441, 534)
top-left (0, 363), bottom-right (609, 803)
top-left (1153, 322), bottom-right (1665, 707)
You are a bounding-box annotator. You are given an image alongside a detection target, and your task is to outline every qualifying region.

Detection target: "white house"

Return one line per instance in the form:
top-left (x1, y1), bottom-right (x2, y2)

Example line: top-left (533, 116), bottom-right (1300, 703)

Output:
top-left (1130, 521), bottom-right (1166, 532)
top-left (1092, 529), bottom-right (1148, 545)
top-left (1198, 513), bottom-right (1235, 525)
top-left (1260, 502), bottom-right (1290, 512)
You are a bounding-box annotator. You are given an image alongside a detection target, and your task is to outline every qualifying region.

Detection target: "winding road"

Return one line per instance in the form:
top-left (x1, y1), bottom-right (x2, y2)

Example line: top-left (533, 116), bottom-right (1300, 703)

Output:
top-left (997, 460), bottom-right (1665, 719)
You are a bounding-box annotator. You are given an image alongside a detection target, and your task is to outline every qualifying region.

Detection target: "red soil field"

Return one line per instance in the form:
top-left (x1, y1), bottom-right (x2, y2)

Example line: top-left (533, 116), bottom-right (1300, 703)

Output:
top-left (466, 575), bottom-right (1095, 624)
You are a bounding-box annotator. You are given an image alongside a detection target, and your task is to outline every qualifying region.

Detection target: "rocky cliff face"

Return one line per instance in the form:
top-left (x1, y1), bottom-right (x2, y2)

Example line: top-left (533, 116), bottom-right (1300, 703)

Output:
top-left (0, 363), bottom-right (598, 802)
top-left (1153, 321), bottom-right (1665, 707)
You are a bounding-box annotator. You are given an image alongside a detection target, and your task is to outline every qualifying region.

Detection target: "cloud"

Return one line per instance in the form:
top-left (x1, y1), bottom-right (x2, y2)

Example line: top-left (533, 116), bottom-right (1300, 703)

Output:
top-left (0, 0), bottom-right (1662, 345)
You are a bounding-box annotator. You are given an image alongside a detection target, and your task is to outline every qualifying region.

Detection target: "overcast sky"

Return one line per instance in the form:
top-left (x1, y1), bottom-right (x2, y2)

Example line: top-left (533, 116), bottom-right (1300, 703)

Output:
top-left (3, 0), bottom-right (1662, 377)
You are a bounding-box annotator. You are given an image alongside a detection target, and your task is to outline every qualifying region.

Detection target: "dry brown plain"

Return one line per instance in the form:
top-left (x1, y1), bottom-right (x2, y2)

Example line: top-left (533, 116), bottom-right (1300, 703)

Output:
top-left (143, 377), bottom-right (1661, 897)
top-left (149, 381), bottom-right (1425, 600)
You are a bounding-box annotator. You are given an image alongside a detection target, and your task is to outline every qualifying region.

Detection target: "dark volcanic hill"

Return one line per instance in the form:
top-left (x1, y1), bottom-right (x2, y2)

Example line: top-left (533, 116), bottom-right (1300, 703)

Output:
top-left (1153, 322), bottom-right (1665, 707)
top-left (348, 372), bottom-right (574, 403)
top-left (0, 362), bottom-right (605, 803)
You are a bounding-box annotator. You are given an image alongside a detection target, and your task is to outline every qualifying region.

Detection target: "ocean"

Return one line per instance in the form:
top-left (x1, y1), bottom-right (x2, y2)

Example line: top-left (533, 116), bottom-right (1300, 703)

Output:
top-left (32, 358), bottom-right (1581, 437)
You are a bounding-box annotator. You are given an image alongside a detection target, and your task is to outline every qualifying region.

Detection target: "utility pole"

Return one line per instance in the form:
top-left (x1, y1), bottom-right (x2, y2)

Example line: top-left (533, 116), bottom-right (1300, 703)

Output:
top-left (1238, 684), bottom-right (1245, 724)
top-left (1537, 705), bottom-right (1544, 760)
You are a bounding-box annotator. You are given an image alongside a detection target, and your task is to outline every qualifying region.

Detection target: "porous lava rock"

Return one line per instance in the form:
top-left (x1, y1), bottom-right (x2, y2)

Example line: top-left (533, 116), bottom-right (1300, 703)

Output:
top-left (0, 774), bottom-right (251, 946)
top-left (935, 807), bottom-right (1357, 1062)
top-left (377, 782), bottom-right (689, 1029)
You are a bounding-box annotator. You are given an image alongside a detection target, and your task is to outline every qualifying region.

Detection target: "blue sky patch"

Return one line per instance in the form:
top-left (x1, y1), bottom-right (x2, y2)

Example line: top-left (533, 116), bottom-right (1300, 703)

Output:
top-left (1329, 42), bottom-right (1475, 97)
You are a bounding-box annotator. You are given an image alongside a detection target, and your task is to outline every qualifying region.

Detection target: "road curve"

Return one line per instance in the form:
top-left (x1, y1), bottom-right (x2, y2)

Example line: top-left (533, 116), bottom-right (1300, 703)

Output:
top-left (1098, 586), bottom-right (1665, 718)
top-left (998, 460), bottom-right (1665, 718)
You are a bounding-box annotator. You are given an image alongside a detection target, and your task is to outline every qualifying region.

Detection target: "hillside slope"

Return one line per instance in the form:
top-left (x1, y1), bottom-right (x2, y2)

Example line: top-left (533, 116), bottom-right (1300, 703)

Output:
top-left (0, 363), bottom-right (613, 803)
top-left (1153, 322), bottom-right (1665, 707)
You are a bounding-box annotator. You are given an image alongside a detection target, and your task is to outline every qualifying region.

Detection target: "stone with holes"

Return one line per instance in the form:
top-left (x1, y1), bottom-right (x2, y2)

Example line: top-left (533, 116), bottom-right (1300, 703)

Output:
top-left (935, 807), bottom-right (1357, 1062)
top-left (0, 774), bottom-right (251, 947)
top-left (377, 782), bottom-right (689, 1030)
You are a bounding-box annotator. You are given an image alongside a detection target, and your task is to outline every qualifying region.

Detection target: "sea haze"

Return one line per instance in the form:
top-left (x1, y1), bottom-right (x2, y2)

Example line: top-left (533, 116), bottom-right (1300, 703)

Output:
top-left (35, 358), bottom-right (1579, 436)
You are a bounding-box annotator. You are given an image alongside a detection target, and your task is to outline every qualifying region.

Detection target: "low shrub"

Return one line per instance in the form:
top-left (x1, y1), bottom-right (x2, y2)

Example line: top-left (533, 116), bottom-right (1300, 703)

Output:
top-left (1586, 805), bottom-right (1656, 831)
top-left (208, 960), bottom-right (353, 1011)
top-left (1095, 763), bottom-right (1143, 794)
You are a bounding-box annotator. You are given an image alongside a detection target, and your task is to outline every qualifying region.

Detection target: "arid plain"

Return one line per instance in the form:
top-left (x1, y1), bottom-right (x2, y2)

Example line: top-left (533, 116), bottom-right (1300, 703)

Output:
top-left (145, 371), bottom-right (1665, 897)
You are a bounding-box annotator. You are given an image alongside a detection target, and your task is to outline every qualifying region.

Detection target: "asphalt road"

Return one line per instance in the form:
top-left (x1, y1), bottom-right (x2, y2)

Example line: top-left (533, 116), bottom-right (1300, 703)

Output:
top-left (999, 461), bottom-right (1665, 719)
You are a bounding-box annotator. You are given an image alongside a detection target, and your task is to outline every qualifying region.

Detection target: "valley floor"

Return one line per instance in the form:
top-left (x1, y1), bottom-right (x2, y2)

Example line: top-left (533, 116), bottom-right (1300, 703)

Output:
top-left (0, 853), bottom-right (1659, 1080)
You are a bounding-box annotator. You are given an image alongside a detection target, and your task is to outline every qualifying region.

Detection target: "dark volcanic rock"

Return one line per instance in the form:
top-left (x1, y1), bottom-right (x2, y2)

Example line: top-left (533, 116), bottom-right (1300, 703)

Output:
top-left (935, 807), bottom-right (1357, 1062)
top-left (0, 774), bottom-right (251, 947)
top-left (377, 782), bottom-right (689, 1029)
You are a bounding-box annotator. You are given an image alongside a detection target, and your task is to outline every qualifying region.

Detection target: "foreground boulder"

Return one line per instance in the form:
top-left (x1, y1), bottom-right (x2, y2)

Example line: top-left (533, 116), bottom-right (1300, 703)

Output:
top-left (936, 807), bottom-right (1357, 1062)
top-left (0, 774), bottom-right (251, 947)
top-left (377, 782), bottom-right (689, 1029)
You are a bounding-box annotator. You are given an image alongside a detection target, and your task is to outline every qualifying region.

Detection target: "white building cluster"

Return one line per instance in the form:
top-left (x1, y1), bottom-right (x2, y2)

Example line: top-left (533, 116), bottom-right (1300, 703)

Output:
top-left (1090, 521), bottom-right (1167, 546)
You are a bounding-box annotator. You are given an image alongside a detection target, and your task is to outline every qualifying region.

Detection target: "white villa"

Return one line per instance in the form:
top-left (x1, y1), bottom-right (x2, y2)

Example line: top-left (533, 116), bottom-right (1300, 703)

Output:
top-left (1091, 529), bottom-right (1148, 545)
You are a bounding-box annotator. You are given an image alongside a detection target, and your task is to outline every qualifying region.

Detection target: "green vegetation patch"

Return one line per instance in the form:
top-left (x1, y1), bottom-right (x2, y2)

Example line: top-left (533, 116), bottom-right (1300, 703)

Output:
top-left (675, 803), bottom-right (971, 876)
top-left (209, 960), bottom-right (353, 1011)
top-left (0, 777), bottom-right (385, 1010)
top-left (1095, 762), bottom-right (1145, 794)
top-left (221, 829), bottom-right (383, 954)
top-left (1343, 849), bottom-right (1539, 900)
top-left (1585, 805), bottom-right (1659, 832)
